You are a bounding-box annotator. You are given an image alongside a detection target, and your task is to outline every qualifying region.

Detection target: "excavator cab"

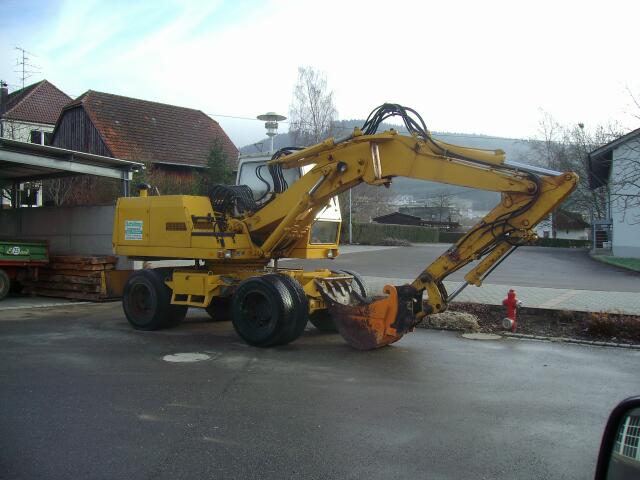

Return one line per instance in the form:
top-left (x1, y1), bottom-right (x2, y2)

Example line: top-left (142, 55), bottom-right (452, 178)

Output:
top-left (236, 153), bottom-right (342, 258)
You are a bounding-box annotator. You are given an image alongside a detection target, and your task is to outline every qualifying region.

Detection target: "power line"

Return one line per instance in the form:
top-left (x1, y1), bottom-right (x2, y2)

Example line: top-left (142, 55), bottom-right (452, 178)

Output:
top-left (208, 113), bottom-right (526, 142)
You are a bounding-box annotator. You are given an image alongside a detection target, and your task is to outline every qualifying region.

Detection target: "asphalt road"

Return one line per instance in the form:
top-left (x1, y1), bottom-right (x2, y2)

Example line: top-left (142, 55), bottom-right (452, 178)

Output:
top-left (283, 245), bottom-right (640, 292)
top-left (2, 303), bottom-right (639, 480)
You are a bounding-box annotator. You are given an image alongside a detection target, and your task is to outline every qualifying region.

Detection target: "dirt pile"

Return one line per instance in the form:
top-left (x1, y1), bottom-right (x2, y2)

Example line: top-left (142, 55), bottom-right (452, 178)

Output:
top-left (419, 311), bottom-right (481, 333)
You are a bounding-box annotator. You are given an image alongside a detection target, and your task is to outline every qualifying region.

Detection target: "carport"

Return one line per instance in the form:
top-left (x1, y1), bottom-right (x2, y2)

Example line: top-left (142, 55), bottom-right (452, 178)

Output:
top-left (0, 138), bottom-right (143, 264)
top-left (0, 137), bottom-right (142, 205)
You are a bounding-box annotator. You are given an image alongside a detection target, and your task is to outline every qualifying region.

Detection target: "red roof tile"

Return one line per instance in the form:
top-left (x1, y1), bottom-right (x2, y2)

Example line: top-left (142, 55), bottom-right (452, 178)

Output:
top-left (63, 90), bottom-right (238, 168)
top-left (3, 80), bottom-right (71, 125)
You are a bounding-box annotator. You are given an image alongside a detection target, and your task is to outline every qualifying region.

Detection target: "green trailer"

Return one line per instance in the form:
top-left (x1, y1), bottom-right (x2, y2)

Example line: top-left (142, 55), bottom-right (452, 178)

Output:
top-left (0, 239), bottom-right (49, 300)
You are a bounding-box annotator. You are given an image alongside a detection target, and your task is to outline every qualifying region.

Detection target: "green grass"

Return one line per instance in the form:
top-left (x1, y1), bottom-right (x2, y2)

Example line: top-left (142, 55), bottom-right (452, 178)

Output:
top-left (594, 255), bottom-right (640, 272)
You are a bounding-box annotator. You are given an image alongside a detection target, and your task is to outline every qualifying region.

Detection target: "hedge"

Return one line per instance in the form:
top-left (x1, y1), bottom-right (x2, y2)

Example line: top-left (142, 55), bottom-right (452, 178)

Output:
top-left (343, 223), bottom-right (438, 244)
top-left (342, 222), bottom-right (591, 248)
top-left (438, 231), bottom-right (466, 243)
top-left (534, 238), bottom-right (590, 248)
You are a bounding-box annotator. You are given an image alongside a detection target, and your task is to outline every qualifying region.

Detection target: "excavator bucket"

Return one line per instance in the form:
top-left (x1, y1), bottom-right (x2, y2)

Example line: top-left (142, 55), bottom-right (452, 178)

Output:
top-left (315, 277), bottom-right (420, 350)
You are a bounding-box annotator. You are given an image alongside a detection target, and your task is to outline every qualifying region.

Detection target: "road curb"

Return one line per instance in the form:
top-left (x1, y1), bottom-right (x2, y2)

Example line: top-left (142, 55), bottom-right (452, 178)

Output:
top-left (502, 332), bottom-right (640, 349)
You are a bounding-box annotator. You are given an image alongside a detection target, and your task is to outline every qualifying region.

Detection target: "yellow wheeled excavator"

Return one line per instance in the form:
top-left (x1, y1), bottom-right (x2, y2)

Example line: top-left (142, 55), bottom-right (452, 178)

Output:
top-left (113, 104), bottom-right (577, 350)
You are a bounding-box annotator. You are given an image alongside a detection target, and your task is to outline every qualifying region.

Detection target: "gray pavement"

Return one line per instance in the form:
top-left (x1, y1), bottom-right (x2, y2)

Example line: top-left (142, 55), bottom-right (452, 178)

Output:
top-left (2, 303), bottom-right (639, 480)
top-left (0, 294), bottom-right (87, 310)
top-left (283, 245), bottom-right (640, 314)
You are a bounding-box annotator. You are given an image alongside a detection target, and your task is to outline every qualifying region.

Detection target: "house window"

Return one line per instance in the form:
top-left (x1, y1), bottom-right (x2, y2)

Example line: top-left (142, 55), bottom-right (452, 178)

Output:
top-left (30, 130), bottom-right (43, 144)
top-left (29, 130), bottom-right (51, 145)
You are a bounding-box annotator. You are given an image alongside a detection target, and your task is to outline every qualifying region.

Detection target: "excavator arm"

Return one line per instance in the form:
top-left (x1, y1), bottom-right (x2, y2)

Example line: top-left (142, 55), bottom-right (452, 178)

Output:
top-left (245, 105), bottom-right (577, 349)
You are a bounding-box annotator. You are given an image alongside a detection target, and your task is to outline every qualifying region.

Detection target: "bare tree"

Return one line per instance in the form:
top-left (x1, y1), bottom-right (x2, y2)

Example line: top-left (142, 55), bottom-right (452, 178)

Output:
top-left (526, 112), bottom-right (622, 220)
top-left (288, 66), bottom-right (337, 146)
top-left (42, 177), bottom-right (78, 206)
top-left (625, 86), bottom-right (640, 121)
top-left (428, 190), bottom-right (455, 223)
top-left (610, 137), bottom-right (640, 223)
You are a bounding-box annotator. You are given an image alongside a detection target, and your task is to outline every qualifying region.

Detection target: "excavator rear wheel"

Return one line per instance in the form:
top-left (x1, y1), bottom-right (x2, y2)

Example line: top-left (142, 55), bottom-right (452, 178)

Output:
top-left (231, 276), bottom-right (300, 347)
top-left (122, 269), bottom-right (187, 330)
top-left (309, 270), bottom-right (369, 333)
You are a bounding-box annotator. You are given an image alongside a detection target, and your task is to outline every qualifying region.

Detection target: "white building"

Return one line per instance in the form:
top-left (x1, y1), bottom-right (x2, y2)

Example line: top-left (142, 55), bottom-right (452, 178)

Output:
top-left (0, 80), bottom-right (72, 207)
top-left (534, 209), bottom-right (590, 240)
top-left (588, 128), bottom-right (640, 258)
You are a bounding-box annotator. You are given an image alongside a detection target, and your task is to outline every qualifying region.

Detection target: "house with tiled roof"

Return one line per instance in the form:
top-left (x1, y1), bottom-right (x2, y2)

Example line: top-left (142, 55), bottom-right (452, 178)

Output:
top-left (534, 208), bottom-right (590, 240)
top-left (51, 90), bottom-right (238, 177)
top-left (0, 79), bottom-right (71, 144)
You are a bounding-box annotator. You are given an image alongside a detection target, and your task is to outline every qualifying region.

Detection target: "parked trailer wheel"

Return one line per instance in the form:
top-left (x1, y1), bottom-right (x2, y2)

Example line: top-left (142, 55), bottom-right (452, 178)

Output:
top-left (309, 270), bottom-right (369, 333)
top-left (231, 276), bottom-right (297, 347)
top-left (261, 274), bottom-right (309, 345)
top-left (122, 269), bottom-right (186, 330)
top-left (0, 269), bottom-right (10, 301)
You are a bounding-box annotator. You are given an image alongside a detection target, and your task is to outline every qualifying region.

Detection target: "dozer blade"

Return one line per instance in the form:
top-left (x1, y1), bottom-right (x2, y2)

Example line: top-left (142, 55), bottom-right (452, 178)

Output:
top-left (316, 278), bottom-right (420, 350)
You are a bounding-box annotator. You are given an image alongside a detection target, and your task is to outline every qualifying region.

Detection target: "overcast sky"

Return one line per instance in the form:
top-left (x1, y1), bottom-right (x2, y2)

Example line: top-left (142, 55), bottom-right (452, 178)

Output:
top-left (1, 0), bottom-right (639, 148)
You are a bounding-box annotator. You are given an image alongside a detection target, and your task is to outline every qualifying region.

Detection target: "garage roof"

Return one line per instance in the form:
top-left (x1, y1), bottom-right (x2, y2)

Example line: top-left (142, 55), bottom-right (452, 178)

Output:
top-left (0, 138), bottom-right (143, 186)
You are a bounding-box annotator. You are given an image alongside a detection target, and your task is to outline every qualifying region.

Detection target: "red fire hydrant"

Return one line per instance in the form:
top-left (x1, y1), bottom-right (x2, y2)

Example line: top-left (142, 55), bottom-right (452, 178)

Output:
top-left (502, 289), bottom-right (522, 332)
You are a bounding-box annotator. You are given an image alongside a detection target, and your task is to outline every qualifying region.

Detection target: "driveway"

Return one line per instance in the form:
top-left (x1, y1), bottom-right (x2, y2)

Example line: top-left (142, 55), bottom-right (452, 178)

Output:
top-left (1, 303), bottom-right (638, 479)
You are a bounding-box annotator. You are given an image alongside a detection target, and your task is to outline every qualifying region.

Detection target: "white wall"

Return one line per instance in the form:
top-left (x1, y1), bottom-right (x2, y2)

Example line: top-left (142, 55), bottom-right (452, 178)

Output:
top-left (1, 119), bottom-right (54, 143)
top-left (0, 204), bottom-right (130, 269)
top-left (534, 214), bottom-right (588, 240)
top-left (611, 139), bottom-right (640, 258)
top-left (556, 228), bottom-right (589, 240)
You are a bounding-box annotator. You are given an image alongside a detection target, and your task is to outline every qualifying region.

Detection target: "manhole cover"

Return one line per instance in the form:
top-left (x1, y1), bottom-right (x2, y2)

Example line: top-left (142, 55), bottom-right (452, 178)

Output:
top-left (461, 333), bottom-right (502, 341)
top-left (162, 352), bottom-right (210, 363)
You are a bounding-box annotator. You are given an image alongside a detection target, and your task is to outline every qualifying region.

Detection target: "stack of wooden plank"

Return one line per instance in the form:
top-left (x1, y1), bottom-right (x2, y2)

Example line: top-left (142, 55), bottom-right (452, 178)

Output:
top-left (20, 255), bottom-right (119, 301)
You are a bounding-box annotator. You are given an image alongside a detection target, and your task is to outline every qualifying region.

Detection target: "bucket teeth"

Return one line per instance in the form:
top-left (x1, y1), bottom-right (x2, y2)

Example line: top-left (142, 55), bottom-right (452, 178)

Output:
top-left (315, 277), bottom-right (420, 350)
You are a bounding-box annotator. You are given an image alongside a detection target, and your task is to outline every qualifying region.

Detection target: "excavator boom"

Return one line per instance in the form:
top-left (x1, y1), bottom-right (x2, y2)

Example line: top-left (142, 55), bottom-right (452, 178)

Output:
top-left (262, 104), bottom-right (578, 349)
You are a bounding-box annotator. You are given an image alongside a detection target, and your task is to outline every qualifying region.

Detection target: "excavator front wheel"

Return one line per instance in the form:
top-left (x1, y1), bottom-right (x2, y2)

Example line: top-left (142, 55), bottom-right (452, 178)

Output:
top-left (231, 275), bottom-right (307, 347)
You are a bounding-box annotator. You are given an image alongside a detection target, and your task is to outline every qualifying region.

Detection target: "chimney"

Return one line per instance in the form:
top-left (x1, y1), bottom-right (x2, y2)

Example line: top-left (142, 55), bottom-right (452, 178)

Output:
top-left (0, 80), bottom-right (8, 116)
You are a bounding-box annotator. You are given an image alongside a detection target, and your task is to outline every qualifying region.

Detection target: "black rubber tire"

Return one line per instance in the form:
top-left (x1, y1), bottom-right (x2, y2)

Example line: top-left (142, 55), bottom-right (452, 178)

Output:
top-left (165, 305), bottom-right (188, 327)
top-left (308, 270), bottom-right (369, 333)
top-left (262, 274), bottom-right (309, 345)
top-left (153, 268), bottom-right (188, 328)
top-left (231, 276), bottom-right (294, 347)
top-left (308, 310), bottom-right (338, 333)
top-left (338, 269), bottom-right (369, 298)
top-left (122, 269), bottom-right (185, 330)
top-left (205, 296), bottom-right (231, 322)
top-left (0, 269), bottom-right (10, 301)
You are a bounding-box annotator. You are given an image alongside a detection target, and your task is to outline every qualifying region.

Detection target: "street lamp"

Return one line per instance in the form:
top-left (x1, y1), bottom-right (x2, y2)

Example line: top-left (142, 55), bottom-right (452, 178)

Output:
top-left (257, 112), bottom-right (286, 154)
